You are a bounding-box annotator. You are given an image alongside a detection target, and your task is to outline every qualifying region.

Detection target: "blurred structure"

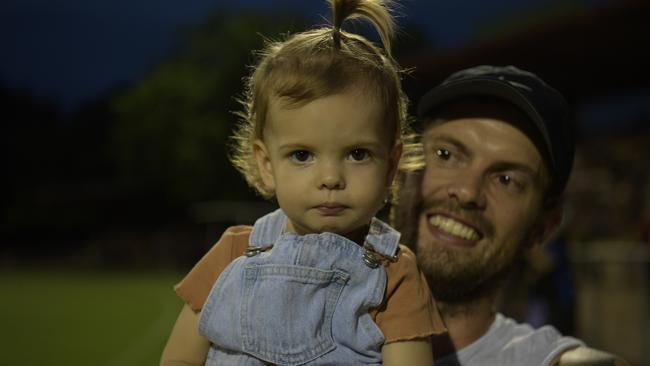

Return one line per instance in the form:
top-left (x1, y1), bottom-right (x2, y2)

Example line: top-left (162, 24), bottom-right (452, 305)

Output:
top-left (402, 0), bottom-right (650, 103)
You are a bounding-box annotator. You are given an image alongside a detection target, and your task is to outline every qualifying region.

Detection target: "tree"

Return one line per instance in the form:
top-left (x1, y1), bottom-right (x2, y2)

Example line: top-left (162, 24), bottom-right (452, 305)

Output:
top-left (111, 9), bottom-right (306, 204)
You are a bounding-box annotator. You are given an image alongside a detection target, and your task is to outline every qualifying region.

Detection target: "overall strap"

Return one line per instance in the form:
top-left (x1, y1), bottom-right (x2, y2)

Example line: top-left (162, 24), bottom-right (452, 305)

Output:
top-left (362, 217), bottom-right (401, 268)
top-left (248, 208), bottom-right (286, 249)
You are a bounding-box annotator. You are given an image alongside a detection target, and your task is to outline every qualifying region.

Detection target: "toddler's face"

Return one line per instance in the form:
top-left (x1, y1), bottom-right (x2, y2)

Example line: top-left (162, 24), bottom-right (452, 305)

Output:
top-left (254, 87), bottom-right (400, 240)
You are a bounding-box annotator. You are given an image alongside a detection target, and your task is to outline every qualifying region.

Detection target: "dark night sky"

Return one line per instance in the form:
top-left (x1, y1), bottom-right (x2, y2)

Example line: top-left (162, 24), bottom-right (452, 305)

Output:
top-left (3, 0), bottom-right (621, 110)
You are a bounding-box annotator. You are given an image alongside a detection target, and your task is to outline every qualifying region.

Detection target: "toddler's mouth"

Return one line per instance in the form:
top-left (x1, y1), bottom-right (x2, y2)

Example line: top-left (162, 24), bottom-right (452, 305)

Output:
top-left (315, 203), bottom-right (347, 215)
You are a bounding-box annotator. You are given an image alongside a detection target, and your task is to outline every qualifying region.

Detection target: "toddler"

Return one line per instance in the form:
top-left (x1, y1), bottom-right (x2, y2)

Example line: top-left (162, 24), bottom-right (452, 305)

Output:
top-left (160, 1), bottom-right (443, 365)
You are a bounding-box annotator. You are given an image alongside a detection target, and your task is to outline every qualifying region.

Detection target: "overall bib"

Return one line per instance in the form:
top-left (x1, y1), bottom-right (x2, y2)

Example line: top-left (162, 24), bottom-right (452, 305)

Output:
top-left (198, 209), bottom-right (400, 365)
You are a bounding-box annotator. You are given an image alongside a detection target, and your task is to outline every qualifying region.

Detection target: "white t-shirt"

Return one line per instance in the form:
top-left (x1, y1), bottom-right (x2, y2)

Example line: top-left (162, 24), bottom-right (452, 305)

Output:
top-left (436, 313), bottom-right (584, 366)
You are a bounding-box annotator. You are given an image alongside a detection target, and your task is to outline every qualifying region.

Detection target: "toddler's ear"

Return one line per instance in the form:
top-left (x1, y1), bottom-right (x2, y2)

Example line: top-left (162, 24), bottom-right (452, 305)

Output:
top-left (253, 140), bottom-right (276, 190)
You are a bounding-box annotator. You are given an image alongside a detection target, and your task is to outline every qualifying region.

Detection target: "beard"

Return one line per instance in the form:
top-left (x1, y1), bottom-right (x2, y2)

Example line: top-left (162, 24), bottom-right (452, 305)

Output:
top-left (416, 239), bottom-right (520, 303)
top-left (415, 198), bottom-right (533, 304)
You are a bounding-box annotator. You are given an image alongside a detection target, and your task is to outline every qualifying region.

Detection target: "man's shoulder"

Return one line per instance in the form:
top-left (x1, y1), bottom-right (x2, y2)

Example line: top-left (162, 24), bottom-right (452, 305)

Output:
top-left (442, 314), bottom-right (584, 366)
top-left (492, 314), bottom-right (584, 364)
top-left (553, 346), bottom-right (629, 366)
top-left (484, 315), bottom-right (627, 366)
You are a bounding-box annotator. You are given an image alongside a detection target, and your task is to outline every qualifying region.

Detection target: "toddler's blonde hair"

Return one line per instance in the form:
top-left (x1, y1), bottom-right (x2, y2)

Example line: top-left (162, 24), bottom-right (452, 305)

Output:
top-left (230, 0), bottom-right (410, 198)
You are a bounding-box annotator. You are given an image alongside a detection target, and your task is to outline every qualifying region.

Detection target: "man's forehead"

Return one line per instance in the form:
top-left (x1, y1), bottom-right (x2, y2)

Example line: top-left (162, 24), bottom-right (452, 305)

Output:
top-left (423, 97), bottom-right (547, 158)
top-left (424, 117), bottom-right (536, 155)
top-left (424, 97), bottom-right (527, 128)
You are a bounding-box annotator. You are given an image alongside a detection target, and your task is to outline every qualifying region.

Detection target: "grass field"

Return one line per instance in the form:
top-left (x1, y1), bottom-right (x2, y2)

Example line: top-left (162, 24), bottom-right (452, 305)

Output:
top-left (0, 269), bottom-right (184, 366)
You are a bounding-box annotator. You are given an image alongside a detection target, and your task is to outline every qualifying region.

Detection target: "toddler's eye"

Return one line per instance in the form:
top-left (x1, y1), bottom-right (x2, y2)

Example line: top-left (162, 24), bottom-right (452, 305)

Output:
top-left (436, 148), bottom-right (451, 160)
top-left (289, 150), bottom-right (313, 163)
top-left (348, 148), bottom-right (370, 161)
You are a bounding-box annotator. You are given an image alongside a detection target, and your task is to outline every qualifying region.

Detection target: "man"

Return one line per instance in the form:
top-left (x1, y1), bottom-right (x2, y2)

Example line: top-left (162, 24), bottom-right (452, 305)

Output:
top-left (394, 65), bottom-right (626, 365)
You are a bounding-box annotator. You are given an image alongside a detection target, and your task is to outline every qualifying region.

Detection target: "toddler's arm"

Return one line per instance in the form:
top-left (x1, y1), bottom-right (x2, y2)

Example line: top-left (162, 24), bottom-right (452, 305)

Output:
top-left (160, 304), bottom-right (210, 366)
top-left (382, 338), bottom-right (433, 366)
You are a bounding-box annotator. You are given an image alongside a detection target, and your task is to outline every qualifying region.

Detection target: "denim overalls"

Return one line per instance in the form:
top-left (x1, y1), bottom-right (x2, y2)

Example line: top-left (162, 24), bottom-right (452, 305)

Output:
top-left (198, 209), bottom-right (400, 366)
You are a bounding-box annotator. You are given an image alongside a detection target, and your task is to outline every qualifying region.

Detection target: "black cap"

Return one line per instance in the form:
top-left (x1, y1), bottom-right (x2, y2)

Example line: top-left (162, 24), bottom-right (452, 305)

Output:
top-left (417, 65), bottom-right (574, 197)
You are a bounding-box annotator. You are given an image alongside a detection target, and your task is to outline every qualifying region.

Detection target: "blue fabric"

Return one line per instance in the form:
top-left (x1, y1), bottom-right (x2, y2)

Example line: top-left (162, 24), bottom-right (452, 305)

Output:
top-left (199, 209), bottom-right (400, 366)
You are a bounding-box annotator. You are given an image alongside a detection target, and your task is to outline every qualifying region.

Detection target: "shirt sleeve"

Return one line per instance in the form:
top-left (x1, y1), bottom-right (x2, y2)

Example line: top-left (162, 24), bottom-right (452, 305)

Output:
top-left (174, 225), bottom-right (252, 313)
top-left (372, 244), bottom-right (446, 343)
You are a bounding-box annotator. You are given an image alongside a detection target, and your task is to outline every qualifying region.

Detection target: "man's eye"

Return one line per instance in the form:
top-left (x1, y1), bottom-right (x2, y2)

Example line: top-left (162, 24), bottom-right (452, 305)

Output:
top-left (289, 150), bottom-right (313, 163)
top-left (348, 148), bottom-right (370, 162)
top-left (498, 175), bottom-right (512, 185)
top-left (497, 174), bottom-right (525, 191)
top-left (436, 148), bottom-right (451, 160)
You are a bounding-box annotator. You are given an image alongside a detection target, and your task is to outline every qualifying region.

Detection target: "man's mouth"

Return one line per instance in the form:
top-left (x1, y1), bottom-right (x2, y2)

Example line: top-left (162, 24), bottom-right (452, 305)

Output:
top-left (428, 215), bottom-right (481, 241)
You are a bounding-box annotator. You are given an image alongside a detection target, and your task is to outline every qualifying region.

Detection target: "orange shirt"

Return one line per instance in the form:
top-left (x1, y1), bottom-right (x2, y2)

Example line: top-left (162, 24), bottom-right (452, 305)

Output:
top-left (175, 225), bottom-right (445, 343)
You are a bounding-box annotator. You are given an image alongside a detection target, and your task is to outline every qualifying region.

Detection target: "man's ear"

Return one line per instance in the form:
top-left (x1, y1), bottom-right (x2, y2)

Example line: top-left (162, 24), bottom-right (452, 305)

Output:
top-left (386, 141), bottom-right (403, 187)
top-left (530, 206), bottom-right (563, 248)
top-left (252, 139), bottom-right (275, 190)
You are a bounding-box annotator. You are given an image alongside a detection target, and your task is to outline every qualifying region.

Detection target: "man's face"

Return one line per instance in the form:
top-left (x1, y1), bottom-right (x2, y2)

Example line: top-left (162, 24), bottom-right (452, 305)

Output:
top-left (416, 104), bottom-right (550, 302)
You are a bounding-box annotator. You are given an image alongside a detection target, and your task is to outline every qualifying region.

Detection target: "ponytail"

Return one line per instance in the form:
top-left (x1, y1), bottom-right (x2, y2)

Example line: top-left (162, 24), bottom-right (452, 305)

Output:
top-left (329, 0), bottom-right (395, 56)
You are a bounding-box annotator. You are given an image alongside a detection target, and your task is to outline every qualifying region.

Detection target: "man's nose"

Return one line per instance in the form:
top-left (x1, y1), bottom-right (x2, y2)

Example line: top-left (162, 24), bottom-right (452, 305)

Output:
top-left (319, 161), bottom-right (345, 190)
top-left (447, 168), bottom-right (486, 209)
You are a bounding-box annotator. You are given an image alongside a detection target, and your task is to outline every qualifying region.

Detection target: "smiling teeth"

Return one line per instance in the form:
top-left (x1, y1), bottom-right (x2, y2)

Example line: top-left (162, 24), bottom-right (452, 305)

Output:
top-left (429, 215), bottom-right (479, 240)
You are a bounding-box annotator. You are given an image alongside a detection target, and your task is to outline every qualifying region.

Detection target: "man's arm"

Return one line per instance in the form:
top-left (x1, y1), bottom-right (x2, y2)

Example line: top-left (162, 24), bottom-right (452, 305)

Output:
top-left (552, 346), bottom-right (629, 366)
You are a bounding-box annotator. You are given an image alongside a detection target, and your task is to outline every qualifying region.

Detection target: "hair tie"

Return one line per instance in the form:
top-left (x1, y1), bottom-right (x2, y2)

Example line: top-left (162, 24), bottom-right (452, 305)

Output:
top-left (332, 27), bottom-right (342, 50)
